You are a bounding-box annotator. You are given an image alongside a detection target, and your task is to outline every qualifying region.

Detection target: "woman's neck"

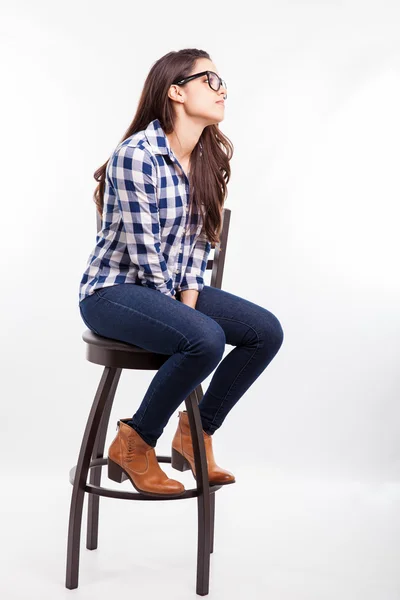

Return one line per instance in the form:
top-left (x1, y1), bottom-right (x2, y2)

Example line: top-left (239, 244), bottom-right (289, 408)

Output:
top-left (165, 116), bottom-right (204, 165)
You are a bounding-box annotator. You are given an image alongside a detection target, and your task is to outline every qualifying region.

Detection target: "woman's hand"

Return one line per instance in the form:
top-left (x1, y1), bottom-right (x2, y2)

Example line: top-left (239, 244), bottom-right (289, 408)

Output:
top-left (179, 289), bottom-right (199, 309)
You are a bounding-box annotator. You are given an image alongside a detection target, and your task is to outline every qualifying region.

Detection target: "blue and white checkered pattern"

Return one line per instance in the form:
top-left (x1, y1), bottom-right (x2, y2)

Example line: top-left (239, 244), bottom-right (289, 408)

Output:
top-left (79, 118), bottom-right (212, 304)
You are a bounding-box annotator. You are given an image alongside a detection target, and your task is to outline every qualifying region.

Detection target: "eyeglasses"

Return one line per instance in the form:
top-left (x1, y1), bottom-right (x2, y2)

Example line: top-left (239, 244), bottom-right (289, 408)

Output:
top-left (172, 70), bottom-right (228, 99)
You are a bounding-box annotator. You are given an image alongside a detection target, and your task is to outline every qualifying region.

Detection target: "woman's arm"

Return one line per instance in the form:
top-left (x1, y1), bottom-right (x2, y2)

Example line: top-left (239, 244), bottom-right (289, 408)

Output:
top-left (176, 230), bottom-right (211, 300)
top-left (110, 144), bottom-right (176, 297)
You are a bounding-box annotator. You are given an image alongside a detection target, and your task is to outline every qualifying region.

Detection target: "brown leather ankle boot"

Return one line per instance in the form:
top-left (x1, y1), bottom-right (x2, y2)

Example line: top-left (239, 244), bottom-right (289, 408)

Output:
top-left (171, 410), bottom-right (235, 485)
top-left (108, 419), bottom-right (185, 497)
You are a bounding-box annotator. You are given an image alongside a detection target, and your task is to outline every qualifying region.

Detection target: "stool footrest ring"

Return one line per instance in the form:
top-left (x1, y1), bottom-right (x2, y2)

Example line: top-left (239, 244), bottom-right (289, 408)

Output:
top-left (68, 457), bottom-right (223, 501)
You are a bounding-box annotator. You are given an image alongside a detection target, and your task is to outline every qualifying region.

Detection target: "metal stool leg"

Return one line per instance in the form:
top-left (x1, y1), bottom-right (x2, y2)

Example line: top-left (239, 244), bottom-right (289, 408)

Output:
top-left (65, 366), bottom-right (122, 590)
top-left (86, 368), bottom-right (122, 550)
top-left (185, 389), bottom-right (211, 596)
top-left (210, 492), bottom-right (215, 554)
top-left (193, 384), bottom-right (216, 555)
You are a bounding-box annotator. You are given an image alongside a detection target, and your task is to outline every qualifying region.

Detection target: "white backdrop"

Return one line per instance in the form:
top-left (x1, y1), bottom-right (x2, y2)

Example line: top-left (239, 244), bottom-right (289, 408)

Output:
top-left (1, 1), bottom-right (400, 598)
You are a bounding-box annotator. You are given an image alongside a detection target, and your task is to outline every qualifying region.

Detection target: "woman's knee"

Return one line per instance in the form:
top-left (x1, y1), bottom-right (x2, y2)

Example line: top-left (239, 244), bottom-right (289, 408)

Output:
top-left (189, 322), bottom-right (226, 365)
top-left (257, 309), bottom-right (284, 353)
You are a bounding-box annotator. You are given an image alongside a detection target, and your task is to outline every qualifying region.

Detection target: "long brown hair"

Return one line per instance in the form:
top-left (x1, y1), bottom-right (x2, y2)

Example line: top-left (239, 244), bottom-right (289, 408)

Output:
top-left (93, 48), bottom-right (233, 245)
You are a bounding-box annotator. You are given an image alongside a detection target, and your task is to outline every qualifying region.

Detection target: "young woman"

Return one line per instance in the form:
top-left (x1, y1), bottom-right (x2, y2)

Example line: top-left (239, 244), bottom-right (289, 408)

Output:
top-left (78, 48), bottom-right (284, 498)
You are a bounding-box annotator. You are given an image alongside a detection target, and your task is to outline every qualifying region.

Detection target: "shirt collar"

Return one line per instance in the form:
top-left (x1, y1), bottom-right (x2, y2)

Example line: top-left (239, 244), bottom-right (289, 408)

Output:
top-left (144, 118), bottom-right (174, 158)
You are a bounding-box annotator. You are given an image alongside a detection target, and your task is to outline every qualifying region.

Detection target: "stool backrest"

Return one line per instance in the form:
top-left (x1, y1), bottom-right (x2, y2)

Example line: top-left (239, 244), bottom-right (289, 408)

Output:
top-left (95, 206), bottom-right (231, 291)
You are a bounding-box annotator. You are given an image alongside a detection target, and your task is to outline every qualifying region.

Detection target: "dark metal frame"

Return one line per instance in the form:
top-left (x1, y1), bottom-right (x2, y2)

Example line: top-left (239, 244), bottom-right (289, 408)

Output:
top-left (66, 207), bottom-right (231, 596)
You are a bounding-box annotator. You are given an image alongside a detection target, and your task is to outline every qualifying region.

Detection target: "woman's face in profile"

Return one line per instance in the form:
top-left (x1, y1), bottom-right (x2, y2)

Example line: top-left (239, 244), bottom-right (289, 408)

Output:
top-left (171, 58), bottom-right (227, 126)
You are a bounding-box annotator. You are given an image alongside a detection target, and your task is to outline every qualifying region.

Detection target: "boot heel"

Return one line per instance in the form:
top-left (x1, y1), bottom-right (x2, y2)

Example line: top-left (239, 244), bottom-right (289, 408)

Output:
top-left (171, 447), bottom-right (191, 472)
top-left (107, 457), bottom-right (128, 483)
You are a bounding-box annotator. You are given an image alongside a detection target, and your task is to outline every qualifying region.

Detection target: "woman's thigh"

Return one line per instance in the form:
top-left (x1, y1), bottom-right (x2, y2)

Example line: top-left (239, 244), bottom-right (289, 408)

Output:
top-left (78, 283), bottom-right (226, 357)
top-left (196, 285), bottom-right (284, 352)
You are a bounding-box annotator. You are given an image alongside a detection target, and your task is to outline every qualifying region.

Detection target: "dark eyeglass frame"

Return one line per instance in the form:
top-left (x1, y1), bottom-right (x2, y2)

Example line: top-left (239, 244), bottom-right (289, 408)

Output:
top-left (172, 70), bottom-right (228, 96)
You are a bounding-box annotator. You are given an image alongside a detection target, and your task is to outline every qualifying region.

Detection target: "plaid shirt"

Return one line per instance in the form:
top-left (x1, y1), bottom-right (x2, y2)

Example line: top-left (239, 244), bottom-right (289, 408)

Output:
top-left (79, 118), bottom-right (212, 304)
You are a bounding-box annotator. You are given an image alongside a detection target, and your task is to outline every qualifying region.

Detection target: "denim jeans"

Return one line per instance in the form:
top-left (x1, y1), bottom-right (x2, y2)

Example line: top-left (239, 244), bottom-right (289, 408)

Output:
top-left (79, 283), bottom-right (284, 447)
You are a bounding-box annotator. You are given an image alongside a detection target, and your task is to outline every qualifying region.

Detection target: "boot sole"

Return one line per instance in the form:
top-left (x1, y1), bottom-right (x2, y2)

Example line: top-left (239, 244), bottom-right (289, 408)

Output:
top-left (171, 448), bottom-right (236, 486)
top-left (107, 457), bottom-right (186, 498)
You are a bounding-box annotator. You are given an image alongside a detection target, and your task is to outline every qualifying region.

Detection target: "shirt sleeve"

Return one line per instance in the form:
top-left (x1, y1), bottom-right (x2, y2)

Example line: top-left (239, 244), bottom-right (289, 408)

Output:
top-left (110, 144), bottom-right (176, 297)
top-left (177, 228), bottom-right (212, 293)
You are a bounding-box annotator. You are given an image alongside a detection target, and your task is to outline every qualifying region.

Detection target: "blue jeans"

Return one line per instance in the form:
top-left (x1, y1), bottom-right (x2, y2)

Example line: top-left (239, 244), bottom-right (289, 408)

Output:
top-left (79, 283), bottom-right (284, 447)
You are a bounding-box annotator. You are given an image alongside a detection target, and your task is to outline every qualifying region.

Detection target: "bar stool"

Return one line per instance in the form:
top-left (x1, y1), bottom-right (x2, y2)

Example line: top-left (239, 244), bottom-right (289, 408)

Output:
top-left (65, 208), bottom-right (232, 596)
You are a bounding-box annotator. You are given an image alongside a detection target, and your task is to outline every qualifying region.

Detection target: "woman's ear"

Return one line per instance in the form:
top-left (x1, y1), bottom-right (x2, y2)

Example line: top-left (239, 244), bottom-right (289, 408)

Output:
top-left (168, 84), bottom-right (184, 104)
